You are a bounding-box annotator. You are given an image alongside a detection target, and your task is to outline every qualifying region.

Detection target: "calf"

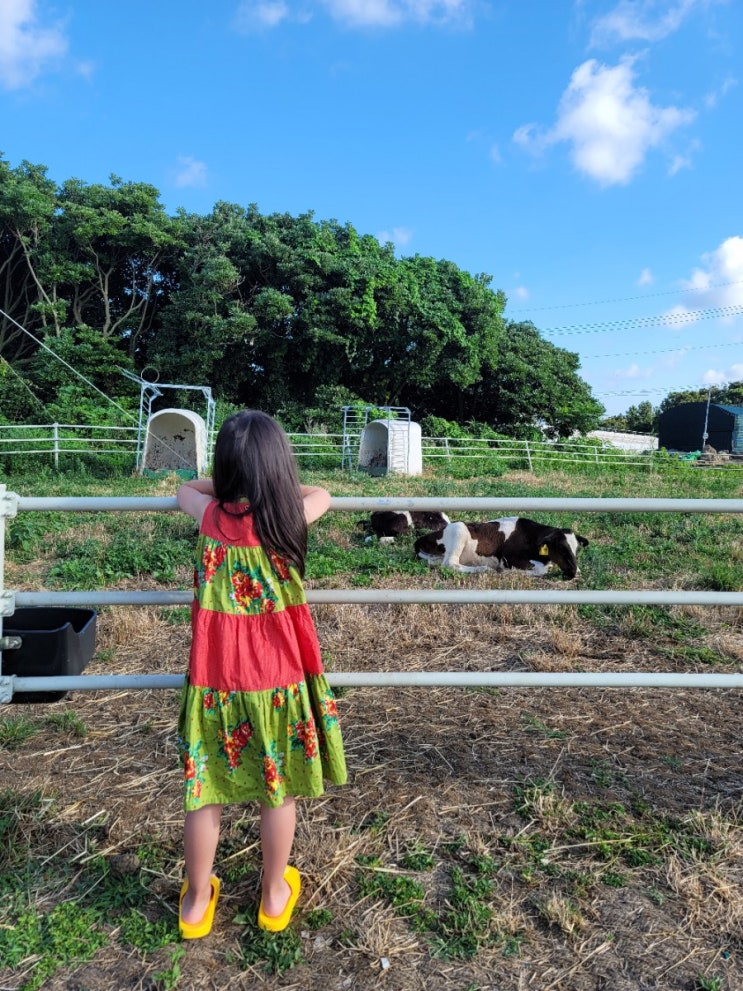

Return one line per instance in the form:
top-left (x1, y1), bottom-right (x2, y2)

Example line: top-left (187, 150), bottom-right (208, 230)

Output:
top-left (414, 517), bottom-right (589, 579)
top-left (359, 510), bottom-right (451, 545)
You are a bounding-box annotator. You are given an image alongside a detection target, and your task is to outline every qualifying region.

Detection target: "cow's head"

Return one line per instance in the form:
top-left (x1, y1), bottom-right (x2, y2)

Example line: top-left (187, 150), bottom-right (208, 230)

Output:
top-left (413, 529), bottom-right (446, 559)
top-left (540, 529), bottom-right (589, 579)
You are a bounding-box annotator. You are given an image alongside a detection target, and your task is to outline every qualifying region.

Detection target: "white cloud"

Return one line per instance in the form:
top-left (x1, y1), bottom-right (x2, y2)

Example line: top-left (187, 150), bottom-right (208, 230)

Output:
top-left (233, 2), bottom-right (291, 32)
top-left (704, 74), bottom-right (738, 109)
top-left (513, 56), bottom-right (695, 186)
top-left (319, 0), bottom-right (471, 27)
top-left (613, 362), bottom-right (653, 379)
top-left (660, 303), bottom-right (700, 328)
top-left (589, 0), bottom-right (712, 47)
top-left (234, 0), bottom-right (472, 30)
top-left (703, 367), bottom-right (728, 385)
top-left (702, 360), bottom-right (743, 385)
top-left (668, 152), bottom-right (693, 175)
top-left (377, 226), bottom-right (413, 249)
top-left (638, 267), bottom-right (654, 286)
top-left (513, 286), bottom-right (529, 301)
top-left (174, 156), bottom-right (208, 189)
top-left (0, 0), bottom-right (68, 89)
top-left (680, 236), bottom-right (743, 309)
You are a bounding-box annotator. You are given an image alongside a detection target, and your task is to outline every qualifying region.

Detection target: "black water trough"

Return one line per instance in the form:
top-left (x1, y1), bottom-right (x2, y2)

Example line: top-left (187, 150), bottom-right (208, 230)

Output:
top-left (3, 608), bottom-right (97, 703)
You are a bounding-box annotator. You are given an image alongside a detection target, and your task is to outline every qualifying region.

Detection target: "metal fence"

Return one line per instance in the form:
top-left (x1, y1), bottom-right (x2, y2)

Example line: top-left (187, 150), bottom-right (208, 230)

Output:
top-left (0, 423), bottom-right (726, 472)
top-left (1, 490), bottom-right (742, 701)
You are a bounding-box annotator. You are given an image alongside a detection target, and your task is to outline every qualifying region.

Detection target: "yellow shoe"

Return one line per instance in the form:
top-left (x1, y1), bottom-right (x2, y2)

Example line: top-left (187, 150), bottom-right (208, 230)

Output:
top-left (179, 876), bottom-right (220, 939)
top-left (257, 866), bottom-right (301, 932)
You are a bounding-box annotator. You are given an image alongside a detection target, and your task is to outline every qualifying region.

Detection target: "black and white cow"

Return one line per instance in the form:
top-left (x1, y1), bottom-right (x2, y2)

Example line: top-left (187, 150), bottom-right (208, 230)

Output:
top-left (414, 517), bottom-right (589, 578)
top-left (359, 510), bottom-right (451, 545)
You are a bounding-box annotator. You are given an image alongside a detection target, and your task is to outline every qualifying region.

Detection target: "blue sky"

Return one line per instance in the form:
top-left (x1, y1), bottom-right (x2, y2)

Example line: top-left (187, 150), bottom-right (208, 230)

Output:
top-left (1, 0), bottom-right (742, 417)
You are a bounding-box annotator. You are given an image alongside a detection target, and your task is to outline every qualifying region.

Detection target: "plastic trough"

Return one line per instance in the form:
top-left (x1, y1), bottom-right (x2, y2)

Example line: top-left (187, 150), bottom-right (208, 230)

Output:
top-left (3, 608), bottom-right (97, 703)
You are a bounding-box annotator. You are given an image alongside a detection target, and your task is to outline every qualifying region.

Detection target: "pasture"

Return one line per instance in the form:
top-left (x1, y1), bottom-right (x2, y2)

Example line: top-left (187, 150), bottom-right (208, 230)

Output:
top-left (0, 463), bottom-right (741, 991)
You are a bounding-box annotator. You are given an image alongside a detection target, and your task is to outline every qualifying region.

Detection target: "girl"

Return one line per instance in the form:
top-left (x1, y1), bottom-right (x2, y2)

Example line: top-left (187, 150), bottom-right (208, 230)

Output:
top-left (175, 410), bottom-right (347, 938)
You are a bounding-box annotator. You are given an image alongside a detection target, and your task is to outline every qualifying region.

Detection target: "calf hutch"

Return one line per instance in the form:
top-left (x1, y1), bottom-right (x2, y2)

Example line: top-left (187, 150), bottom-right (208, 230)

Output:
top-left (358, 419), bottom-right (423, 476)
top-left (141, 408), bottom-right (207, 475)
top-left (658, 402), bottom-right (743, 454)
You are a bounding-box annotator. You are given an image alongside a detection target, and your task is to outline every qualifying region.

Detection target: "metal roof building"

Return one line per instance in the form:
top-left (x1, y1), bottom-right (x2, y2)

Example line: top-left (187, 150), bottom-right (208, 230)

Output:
top-left (657, 402), bottom-right (743, 453)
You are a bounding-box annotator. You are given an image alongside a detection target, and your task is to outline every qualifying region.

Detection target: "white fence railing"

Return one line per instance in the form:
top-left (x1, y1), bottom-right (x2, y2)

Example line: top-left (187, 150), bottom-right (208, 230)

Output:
top-left (1, 491), bottom-right (742, 700)
top-left (0, 423), bottom-right (728, 472)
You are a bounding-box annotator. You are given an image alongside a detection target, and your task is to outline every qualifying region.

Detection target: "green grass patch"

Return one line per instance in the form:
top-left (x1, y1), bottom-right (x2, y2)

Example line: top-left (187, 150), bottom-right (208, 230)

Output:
top-left (0, 900), bottom-right (108, 991)
top-left (0, 714), bottom-right (37, 749)
top-left (231, 925), bottom-right (303, 976)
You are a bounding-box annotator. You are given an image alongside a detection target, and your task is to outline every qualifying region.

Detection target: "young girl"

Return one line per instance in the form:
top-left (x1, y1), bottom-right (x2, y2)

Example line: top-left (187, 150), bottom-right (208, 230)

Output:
top-left (175, 410), bottom-right (347, 938)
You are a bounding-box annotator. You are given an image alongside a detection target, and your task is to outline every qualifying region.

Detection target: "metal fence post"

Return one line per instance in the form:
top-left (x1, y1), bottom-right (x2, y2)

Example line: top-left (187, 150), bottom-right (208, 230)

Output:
top-left (0, 486), bottom-right (19, 691)
top-left (53, 422), bottom-right (59, 470)
top-left (525, 440), bottom-right (533, 472)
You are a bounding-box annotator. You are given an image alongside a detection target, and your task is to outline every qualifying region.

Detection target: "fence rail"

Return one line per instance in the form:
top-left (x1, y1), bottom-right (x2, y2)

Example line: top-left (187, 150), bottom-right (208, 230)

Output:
top-left (1, 491), bottom-right (742, 700)
top-left (0, 423), bottom-right (729, 472)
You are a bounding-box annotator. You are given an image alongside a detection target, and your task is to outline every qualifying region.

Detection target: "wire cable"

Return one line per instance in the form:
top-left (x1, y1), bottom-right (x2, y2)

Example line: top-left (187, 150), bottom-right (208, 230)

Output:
top-left (542, 304), bottom-right (743, 337)
top-left (0, 307), bottom-right (137, 422)
top-left (507, 278), bottom-right (743, 313)
top-left (0, 355), bottom-right (51, 414)
top-left (585, 340), bottom-right (743, 359)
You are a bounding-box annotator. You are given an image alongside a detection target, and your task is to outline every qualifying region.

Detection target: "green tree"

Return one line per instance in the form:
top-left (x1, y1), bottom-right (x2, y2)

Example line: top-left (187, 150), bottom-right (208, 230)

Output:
top-left (659, 381), bottom-right (743, 413)
top-left (461, 321), bottom-right (604, 439)
top-left (55, 175), bottom-right (183, 355)
top-left (599, 412), bottom-right (628, 430)
top-left (151, 202), bottom-right (258, 395)
top-left (625, 400), bottom-right (657, 433)
top-left (0, 157), bottom-right (62, 355)
top-left (25, 326), bottom-right (138, 422)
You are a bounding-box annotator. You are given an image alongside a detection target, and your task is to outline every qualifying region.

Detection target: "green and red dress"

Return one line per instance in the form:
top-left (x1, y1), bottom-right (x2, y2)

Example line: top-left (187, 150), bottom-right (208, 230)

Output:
top-left (178, 500), bottom-right (347, 810)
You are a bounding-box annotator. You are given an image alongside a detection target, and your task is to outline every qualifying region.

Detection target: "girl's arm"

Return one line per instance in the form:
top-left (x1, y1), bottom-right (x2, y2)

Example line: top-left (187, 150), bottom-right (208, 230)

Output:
top-left (177, 478), bottom-right (215, 526)
top-left (301, 485), bottom-right (331, 525)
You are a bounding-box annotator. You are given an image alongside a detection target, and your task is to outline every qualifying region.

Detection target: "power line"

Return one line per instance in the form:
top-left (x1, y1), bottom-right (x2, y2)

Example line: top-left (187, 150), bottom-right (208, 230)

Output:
top-left (542, 304), bottom-right (743, 337)
top-left (507, 278), bottom-right (743, 313)
top-left (596, 383), bottom-right (735, 398)
top-left (585, 340), bottom-right (743, 360)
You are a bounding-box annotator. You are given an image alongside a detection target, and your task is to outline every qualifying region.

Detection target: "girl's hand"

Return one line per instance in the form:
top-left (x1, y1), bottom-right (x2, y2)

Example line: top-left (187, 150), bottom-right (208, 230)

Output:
top-left (301, 485), bottom-right (331, 524)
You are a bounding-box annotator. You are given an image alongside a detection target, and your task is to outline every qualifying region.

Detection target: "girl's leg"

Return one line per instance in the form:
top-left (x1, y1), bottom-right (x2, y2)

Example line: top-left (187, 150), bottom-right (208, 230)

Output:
top-left (182, 804), bottom-right (222, 924)
top-left (260, 796), bottom-right (296, 916)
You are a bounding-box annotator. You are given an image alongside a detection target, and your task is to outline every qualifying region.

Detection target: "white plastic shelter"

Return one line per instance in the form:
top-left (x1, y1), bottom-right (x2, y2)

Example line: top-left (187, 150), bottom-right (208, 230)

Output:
top-left (142, 409), bottom-right (207, 474)
top-left (358, 419), bottom-right (423, 476)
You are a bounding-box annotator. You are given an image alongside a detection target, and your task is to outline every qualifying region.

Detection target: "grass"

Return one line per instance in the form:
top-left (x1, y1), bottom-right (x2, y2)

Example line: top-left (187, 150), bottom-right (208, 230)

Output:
top-left (0, 460), bottom-right (741, 989)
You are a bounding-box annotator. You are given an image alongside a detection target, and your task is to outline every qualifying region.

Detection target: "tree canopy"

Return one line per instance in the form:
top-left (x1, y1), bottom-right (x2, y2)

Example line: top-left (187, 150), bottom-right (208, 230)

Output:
top-left (0, 155), bottom-right (605, 437)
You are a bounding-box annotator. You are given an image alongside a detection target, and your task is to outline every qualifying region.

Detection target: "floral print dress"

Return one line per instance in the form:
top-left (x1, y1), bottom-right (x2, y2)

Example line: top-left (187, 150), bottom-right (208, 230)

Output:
top-left (178, 500), bottom-right (347, 811)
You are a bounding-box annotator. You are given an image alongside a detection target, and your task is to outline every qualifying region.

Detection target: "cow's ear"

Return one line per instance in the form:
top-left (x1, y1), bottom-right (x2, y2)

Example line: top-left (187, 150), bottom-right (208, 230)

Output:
top-left (577, 535), bottom-right (589, 547)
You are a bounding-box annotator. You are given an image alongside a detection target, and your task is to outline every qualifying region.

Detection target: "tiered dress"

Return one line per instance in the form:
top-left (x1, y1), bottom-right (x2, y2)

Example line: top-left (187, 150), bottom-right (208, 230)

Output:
top-left (178, 500), bottom-right (347, 811)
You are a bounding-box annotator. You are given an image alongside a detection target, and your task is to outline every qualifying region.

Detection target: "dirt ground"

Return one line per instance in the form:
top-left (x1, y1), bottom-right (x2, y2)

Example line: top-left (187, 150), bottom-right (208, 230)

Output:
top-left (1, 585), bottom-right (741, 991)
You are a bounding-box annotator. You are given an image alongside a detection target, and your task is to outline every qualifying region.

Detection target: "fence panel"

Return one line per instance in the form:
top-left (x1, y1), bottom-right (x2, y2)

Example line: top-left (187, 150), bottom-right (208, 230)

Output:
top-left (1, 491), bottom-right (742, 699)
top-left (3, 425), bottom-right (737, 472)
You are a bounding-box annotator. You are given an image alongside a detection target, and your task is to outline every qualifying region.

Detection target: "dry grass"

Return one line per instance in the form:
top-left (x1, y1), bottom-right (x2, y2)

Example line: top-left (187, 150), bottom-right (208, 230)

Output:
top-left (1, 595), bottom-right (740, 991)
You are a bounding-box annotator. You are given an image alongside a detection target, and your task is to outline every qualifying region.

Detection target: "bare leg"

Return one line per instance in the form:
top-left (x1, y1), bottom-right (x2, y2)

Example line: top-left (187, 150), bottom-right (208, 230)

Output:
top-left (182, 804), bottom-right (222, 924)
top-left (260, 797), bottom-right (296, 917)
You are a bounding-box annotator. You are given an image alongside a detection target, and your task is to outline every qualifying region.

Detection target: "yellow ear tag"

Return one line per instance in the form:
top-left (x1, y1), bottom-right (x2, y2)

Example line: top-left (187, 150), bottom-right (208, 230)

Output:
top-left (539, 544), bottom-right (549, 556)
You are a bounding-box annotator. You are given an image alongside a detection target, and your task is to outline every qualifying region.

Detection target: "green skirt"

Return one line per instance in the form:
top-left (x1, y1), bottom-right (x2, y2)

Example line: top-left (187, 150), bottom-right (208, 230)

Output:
top-left (177, 675), bottom-right (347, 810)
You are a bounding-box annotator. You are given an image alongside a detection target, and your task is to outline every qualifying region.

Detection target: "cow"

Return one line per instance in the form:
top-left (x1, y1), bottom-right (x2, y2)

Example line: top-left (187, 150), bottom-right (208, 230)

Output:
top-left (414, 517), bottom-right (589, 578)
top-left (359, 510), bottom-right (451, 545)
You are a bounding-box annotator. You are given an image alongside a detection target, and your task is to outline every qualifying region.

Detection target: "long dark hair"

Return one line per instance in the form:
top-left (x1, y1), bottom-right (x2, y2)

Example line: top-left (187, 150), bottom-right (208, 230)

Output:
top-left (212, 410), bottom-right (308, 576)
